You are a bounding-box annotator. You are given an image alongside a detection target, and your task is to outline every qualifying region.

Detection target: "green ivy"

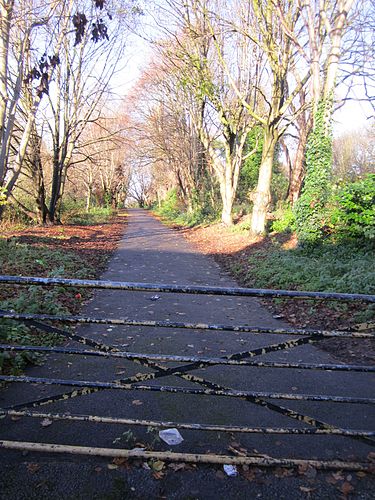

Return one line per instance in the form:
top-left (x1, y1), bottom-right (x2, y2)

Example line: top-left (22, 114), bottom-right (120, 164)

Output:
top-left (332, 174), bottom-right (375, 240)
top-left (0, 186), bottom-right (7, 206)
top-left (295, 98), bottom-right (334, 245)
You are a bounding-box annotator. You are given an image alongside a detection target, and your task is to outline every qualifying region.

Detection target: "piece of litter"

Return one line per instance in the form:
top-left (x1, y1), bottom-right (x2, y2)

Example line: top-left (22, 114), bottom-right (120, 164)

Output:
top-left (132, 400), bottom-right (143, 406)
top-left (159, 428), bottom-right (184, 445)
top-left (41, 418), bottom-right (53, 427)
top-left (150, 295), bottom-right (160, 301)
top-left (223, 464), bottom-right (238, 477)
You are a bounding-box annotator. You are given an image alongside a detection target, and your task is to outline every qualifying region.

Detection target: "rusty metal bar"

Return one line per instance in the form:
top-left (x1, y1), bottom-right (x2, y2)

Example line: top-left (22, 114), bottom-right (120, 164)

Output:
top-left (0, 275), bottom-right (374, 302)
top-left (0, 310), bottom-right (373, 339)
top-left (1, 344), bottom-right (373, 372)
top-left (1, 409), bottom-right (374, 437)
top-left (0, 440), bottom-right (371, 471)
top-left (1, 375), bottom-right (373, 404)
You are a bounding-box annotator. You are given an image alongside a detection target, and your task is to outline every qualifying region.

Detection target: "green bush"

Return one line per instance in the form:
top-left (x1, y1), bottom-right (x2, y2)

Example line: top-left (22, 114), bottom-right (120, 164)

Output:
top-left (156, 189), bottom-right (219, 227)
top-left (271, 206), bottom-right (296, 233)
top-left (156, 189), bottom-right (182, 219)
top-left (332, 174), bottom-right (375, 240)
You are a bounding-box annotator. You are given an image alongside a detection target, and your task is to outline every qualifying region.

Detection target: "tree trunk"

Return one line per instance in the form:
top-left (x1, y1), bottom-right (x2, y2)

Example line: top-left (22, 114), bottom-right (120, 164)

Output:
top-left (250, 126), bottom-right (279, 235)
top-left (220, 181), bottom-right (233, 225)
top-left (287, 119), bottom-right (311, 206)
top-left (86, 185), bottom-right (92, 212)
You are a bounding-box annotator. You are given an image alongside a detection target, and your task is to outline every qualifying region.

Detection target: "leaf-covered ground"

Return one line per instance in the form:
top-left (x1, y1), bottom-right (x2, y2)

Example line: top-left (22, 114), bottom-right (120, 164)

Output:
top-left (0, 213), bottom-right (127, 372)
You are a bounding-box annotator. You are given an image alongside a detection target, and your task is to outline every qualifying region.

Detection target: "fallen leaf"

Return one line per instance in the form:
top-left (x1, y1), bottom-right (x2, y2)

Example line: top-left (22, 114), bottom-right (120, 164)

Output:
top-left (94, 466), bottom-right (102, 473)
top-left (132, 400), bottom-right (143, 406)
top-left (113, 457), bottom-right (129, 468)
top-left (274, 467), bottom-right (293, 478)
top-left (326, 475), bottom-right (339, 485)
top-left (11, 415), bottom-right (21, 422)
top-left (340, 482), bottom-right (354, 496)
top-left (152, 471), bottom-right (164, 480)
top-left (27, 463), bottom-right (40, 474)
top-left (41, 418), bottom-right (53, 427)
top-left (332, 471), bottom-right (345, 481)
top-left (168, 463), bottom-right (186, 471)
top-left (107, 464), bottom-right (118, 470)
top-left (356, 471), bottom-right (366, 478)
top-left (299, 486), bottom-right (316, 493)
top-left (241, 467), bottom-right (257, 481)
top-left (298, 463), bottom-right (309, 475)
top-left (151, 460), bottom-right (165, 472)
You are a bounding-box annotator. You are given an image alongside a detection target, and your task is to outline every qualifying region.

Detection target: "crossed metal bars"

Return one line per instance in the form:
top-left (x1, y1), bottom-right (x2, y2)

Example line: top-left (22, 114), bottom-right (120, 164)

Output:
top-left (0, 275), bottom-right (374, 471)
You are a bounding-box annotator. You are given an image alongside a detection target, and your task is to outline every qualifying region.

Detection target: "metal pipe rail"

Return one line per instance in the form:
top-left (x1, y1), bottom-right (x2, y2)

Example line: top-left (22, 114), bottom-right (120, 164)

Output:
top-left (0, 274), bottom-right (374, 302)
top-left (1, 344), bottom-right (373, 372)
top-left (1, 375), bottom-right (374, 405)
top-left (1, 409), bottom-right (373, 437)
top-left (0, 311), bottom-right (373, 339)
top-left (0, 440), bottom-right (371, 471)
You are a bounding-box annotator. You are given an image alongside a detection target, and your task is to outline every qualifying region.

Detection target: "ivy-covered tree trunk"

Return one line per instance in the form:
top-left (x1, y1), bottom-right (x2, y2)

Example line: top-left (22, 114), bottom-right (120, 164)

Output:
top-left (295, 98), bottom-right (334, 244)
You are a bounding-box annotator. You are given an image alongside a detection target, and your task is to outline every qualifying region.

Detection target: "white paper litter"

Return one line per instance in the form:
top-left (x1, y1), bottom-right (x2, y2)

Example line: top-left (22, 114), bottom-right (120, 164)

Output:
top-left (223, 464), bottom-right (238, 477)
top-left (158, 428), bottom-right (184, 445)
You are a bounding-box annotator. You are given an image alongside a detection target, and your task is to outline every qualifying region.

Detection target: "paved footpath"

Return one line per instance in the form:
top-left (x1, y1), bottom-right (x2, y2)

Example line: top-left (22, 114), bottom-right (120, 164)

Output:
top-left (0, 209), bottom-right (374, 499)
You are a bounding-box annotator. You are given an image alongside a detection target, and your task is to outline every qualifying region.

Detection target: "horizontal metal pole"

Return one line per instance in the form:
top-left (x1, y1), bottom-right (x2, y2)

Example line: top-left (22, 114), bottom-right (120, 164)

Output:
top-left (0, 311), bottom-right (373, 339)
top-left (0, 440), bottom-right (370, 471)
top-left (1, 409), bottom-right (373, 437)
top-left (0, 275), bottom-right (374, 302)
top-left (1, 375), bottom-right (373, 404)
top-left (1, 344), bottom-right (373, 373)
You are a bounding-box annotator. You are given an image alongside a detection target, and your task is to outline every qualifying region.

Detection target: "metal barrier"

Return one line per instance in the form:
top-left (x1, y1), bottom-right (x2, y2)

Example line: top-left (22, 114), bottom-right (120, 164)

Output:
top-left (0, 275), bottom-right (374, 471)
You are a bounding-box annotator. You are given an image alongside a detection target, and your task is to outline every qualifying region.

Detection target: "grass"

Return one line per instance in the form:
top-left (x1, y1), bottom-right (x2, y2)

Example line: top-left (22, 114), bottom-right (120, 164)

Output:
top-left (62, 206), bottom-right (115, 225)
top-left (0, 207), bottom-right (119, 374)
top-left (242, 239), bottom-right (375, 296)
top-left (0, 239), bottom-right (98, 373)
top-left (230, 236), bottom-right (375, 328)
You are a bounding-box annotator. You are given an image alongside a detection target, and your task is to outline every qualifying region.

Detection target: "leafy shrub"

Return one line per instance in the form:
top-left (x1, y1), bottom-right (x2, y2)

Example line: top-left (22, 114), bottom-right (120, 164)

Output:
top-left (156, 189), bottom-right (182, 219)
top-left (156, 189), bottom-right (219, 227)
top-left (332, 174), bottom-right (375, 240)
top-left (271, 206), bottom-right (296, 233)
